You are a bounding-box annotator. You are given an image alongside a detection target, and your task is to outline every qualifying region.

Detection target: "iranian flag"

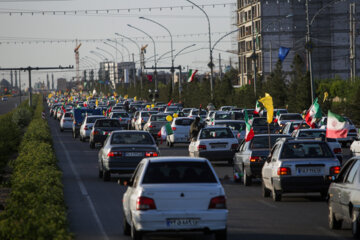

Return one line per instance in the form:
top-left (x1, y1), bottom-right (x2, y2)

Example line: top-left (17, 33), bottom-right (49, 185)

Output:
top-left (244, 111), bottom-right (254, 142)
top-left (254, 101), bottom-right (261, 114)
top-left (326, 110), bottom-right (348, 139)
top-left (187, 69), bottom-right (198, 83)
top-left (61, 105), bottom-right (66, 113)
top-left (305, 98), bottom-right (322, 128)
top-left (273, 110), bottom-right (280, 124)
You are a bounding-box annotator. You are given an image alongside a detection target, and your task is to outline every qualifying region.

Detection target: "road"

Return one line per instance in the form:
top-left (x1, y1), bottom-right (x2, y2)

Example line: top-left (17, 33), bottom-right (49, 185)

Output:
top-left (48, 116), bottom-right (353, 240)
top-left (0, 96), bottom-right (27, 115)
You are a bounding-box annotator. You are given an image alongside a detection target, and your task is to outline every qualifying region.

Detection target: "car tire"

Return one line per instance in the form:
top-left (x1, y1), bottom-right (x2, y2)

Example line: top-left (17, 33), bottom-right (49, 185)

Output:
top-left (103, 170), bottom-right (110, 182)
top-left (272, 185), bottom-right (282, 202)
top-left (98, 166), bottom-right (103, 178)
top-left (131, 221), bottom-right (142, 240)
top-left (73, 131), bottom-right (77, 139)
top-left (60, 127), bottom-right (64, 132)
top-left (352, 211), bottom-right (360, 239)
top-left (328, 205), bottom-right (342, 229)
top-left (123, 213), bottom-right (131, 236)
top-left (262, 180), bottom-right (271, 198)
top-left (320, 191), bottom-right (328, 201)
top-left (243, 169), bottom-right (252, 186)
top-left (90, 141), bottom-right (95, 149)
top-left (214, 228), bottom-right (227, 240)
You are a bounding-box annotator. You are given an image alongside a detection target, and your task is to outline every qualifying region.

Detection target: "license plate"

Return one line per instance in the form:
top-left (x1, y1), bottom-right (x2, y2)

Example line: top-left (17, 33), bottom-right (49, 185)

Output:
top-left (297, 167), bottom-right (323, 175)
top-left (166, 218), bottom-right (199, 227)
top-left (125, 152), bottom-right (143, 157)
top-left (211, 144), bottom-right (226, 148)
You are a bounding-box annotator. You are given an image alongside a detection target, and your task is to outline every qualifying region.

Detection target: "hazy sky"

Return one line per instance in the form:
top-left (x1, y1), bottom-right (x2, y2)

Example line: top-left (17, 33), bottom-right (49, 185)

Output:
top-left (0, 0), bottom-right (236, 88)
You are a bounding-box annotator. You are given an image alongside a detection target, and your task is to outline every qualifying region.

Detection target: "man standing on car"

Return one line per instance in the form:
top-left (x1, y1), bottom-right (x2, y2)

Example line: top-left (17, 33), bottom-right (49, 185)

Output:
top-left (189, 116), bottom-right (202, 141)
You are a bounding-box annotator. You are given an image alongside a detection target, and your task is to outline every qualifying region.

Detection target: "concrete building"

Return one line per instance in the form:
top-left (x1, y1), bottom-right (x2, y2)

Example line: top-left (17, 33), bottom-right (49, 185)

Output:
top-left (237, 0), bottom-right (359, 86)
top-left (57, 78), bottom-right (67, 91)
top-left (99, 62), bottom-right (117, 89)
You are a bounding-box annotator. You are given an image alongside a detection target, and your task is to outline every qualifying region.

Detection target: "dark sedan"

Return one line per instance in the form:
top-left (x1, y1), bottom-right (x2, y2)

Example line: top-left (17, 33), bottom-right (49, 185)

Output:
top-left (98, 130), bottom-right (159, 181)
top-left (89, 119), bottom-right (123, 148)
top-left (328, 157), bottom-right (360, 238)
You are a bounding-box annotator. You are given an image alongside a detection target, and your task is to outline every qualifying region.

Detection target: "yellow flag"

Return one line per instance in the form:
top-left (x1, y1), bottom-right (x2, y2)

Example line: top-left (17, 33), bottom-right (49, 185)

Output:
top-left (48, 94), bottom-right (52, 99)
top-left (323, 92), bottom-right (328, 103)
top-left (70, 96), bottom-right (73, 101)
top-left (259, 93), bottom-right (274, 124)
top-left (124, 95), bottom-right (128, 100)
top-left (134, 96), bottom-right (137, 101)
top-left (114, 92), bottom-right (117, 97)
top-left (96, 99), bottom-right (99, 106)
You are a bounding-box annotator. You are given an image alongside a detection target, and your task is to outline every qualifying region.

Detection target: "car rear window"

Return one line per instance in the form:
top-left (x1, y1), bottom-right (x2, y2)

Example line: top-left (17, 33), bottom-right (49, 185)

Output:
top-left (231, 112), bottom-right (244, 120)
top-left (151, 115), bottom-right (167, 121)
top-left (199, 128), bottom-right (234, 139)
top-left (215, 113), bottom-right (231, 120)
top-left (175, 118), bottom-right (194, 126)
top-left (142, 161), bottom-right (217, 184)
top-left (95, 120), bottom-right (121, 127)
top-left (252, 118), bottom-right (268, 126)
top-left (112, 112), bottom-right (129, 118)
top-left (280, 142), bottom-right (333, 159)
top-left (215, 122), bottom-right (245, 131)
top-left (290, 123), bottom-right (309, 132)
top-left (87, 117), bottom-right (104, 123)
top-left (192, 110), bottom-right (207, 115)
top-left (250, 136), bottom-right (282, 149)
top-left (64, 112), bottom-right (72, 118)
top-left (298, 131), bottom-right (326, 138)
top-left (280, 114), bottom-right (303, 120)
top-left (111, 132), bottom-right (154, 145)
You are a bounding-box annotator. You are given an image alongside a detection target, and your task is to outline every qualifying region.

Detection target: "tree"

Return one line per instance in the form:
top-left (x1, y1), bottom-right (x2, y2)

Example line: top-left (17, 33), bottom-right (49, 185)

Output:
top-left (266, 60), bottom-right (287, 108)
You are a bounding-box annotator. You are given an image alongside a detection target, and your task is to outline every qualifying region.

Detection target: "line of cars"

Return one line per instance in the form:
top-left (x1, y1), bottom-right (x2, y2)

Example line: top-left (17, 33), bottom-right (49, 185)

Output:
top-left (48, 98), bottom-right (360, 239)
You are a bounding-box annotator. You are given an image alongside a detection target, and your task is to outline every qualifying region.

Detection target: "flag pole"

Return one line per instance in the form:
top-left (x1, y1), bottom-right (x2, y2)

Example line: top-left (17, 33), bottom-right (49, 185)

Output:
top-left (268, 123), bottom-right (271, 151)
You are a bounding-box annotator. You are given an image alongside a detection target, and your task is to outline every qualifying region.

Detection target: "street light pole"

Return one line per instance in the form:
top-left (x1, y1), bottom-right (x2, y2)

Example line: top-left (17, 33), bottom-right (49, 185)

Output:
top-left (106, 39), bottom-right (130, 61)
top-left (103, 41), bottom-right (124, 61)
top-left (128, 24), bottom-right (158, 90)
top-left (185, 0), bottom-right (213, 101)
top-left (139, 17), bottom-right (175, 93)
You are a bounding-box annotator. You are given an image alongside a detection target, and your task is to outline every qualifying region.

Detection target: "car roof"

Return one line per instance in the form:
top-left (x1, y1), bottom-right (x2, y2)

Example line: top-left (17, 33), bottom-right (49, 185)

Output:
top-left (214, 120), bottom-right (245, 123)
top-left (144, 157), bottom-right (208, 163)
top-left (297, 129), bottom-right (325, 132)
top-left (87, 115), bottom-right (105, 118)
top-left (111, 130), bottom-right (149, 134)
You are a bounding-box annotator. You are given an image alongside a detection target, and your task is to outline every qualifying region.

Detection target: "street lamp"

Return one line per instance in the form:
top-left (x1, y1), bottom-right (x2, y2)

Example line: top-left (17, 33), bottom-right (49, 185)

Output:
top-left (139, 16), bottom-right (175, 92)
top-left (185, 0), bottom-right (213, 101)
top-left (107, 38), bottom-right (131, 61)
top-left (115, 33), bottom-right (143, 91)
top-left (306, 0), bottom-right (344, 103)
top-left (128, 24), bottom-right (158, 90)
top-left (103, 41), bottom-right (124, 62)
top-left (90, 50), bottom-right (108, 61)
top-left (96, 47), bottom-right (115, 61)
top-left (158, 50), bottom-right (176, 62)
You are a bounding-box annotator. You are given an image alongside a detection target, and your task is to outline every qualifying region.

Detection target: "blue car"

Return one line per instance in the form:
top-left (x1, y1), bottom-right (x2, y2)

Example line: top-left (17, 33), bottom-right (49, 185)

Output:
top-left (72, 108), bottom-right (102, 138)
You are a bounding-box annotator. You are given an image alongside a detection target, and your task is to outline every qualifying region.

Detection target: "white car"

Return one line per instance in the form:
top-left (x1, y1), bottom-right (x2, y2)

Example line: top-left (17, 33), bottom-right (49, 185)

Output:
top-left (213, 120), bottom-right (246, 143)
top-left (277, 113), bottom-right (303, 127)
top-left (79, 115), bottom-right (105, 141)
top-left (60, 112), bottom-right (73, 132)
top-left (166, 117), bottom-right (194, 147)
top-left (188, 126), bottom-right (239, 164)
top-left (122, 157), bottom-right (228, 240)
top-left (135, 111), bottom-right (158, 130)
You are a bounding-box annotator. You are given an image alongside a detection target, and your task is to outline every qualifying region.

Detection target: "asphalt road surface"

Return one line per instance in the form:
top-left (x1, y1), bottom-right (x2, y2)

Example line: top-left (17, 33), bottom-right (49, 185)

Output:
top-left (0, 96), bottom-right (27, 115)
top-left (48, 115), bottom-right (354, 240)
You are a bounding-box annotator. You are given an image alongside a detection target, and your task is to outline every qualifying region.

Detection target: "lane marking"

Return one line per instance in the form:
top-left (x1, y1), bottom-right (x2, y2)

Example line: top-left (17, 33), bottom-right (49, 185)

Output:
top-left (56, 131), bottom-right (109, 240)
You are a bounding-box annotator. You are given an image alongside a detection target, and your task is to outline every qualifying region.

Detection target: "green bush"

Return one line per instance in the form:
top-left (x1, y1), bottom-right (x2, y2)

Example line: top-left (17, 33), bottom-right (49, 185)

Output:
top-left (12, 106), bottom-right (33, 130)
top-left (0, 95), bottom-right (72, 239)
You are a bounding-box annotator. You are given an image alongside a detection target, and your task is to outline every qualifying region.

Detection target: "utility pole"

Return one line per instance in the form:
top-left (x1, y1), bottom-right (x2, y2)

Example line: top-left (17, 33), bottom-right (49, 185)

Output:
top-left (19, 70), bottom-right (21, 103)
top-left (350, 2), bottom-right (356, 82)
top-left (269, 41), bottom-right (272, 73)
top-left (0, 66), bottom-right (73, 106)
top-left (251, 1), bottom-right (257, 97)
top-left (219, 53), bottom-right (222, 81)
top-left (305, 0), bottom-right (315, 104)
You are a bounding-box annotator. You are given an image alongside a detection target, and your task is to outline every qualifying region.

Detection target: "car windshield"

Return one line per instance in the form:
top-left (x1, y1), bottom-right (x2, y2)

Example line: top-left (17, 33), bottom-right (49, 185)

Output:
top-left (112, 112), bottom-right (129, 118)
top-left (231, 112), bottom-right (244, 120)
top-left (64, 112), bottom-right (72, 118)
top-left (199, 128), bottom-right (234, 139)
top-left (250, 136), bottom-right (282, 149)
top-left (280, 114), bottom-right (303, 120)
top-left (280, 142), bottom-right (333, 158)
top-left (111, 132), bottom-right (154, 145)
top-left (95, 120), bottom-right (121, 127)
top-left (252, 118), bottom-right (268, 126)
top-left (175, 118), bottom-right (194, 126)
top-left (215, 113), bottom-right (231, 120)
top-left (142, 161), bottom-right (217, 184)
top-left (298, 131), bottom-right (326, 138)
top-left (87, 117), bottom-right (104, 123)
top-left (150, 115), bottom-right (167, 121)
top-left (215, 122), bottom-right (245, 131)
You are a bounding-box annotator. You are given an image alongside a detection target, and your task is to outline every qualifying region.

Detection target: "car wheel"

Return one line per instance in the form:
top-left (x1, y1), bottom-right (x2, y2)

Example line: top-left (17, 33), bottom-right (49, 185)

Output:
top-left (60, 127), bottom-right (64, 132)
top-left (233, 167), bottom-right (241, 183)
top-left (123, 213), bottom-right (131, 236)
top-left (352, 211), bottom-right (360, 238)
top-left (131, 221), bottom-right (142, 240)
top-left (90, 141), bottom-right (95, 149)
top-left (262, 180), bottom-right (271, 198)
top-left (272, 185), bottom-right (282, 202)
top-left (328, 205), bottom-right (342, 229)
top-left (103, 170), bottom-right (110, 182)
top-left (214, 228), bottom-right (227, 240)
top-left (243, 169), bottom-right (252, 186)
top-left (320, 191), bottom-right (328, 201)
top-left (73, 131), bottom-right (77, 139)
top-left (228, 158), bottom-right (233, 165)
top-left (98, 165), bottom-right (103, 178)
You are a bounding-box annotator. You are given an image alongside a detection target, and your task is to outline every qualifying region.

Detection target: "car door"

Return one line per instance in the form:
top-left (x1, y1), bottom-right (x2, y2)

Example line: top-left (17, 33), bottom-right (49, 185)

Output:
top-left (340, 160), bottom-right (360, 220)
top-left (330, 159), bottom-right (356, 216)
top-left (263, 144), bottom-right (280, 189)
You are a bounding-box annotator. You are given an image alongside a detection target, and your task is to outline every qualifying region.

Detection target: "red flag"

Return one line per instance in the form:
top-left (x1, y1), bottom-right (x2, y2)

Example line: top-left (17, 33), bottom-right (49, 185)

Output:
top-left (61, 105), bottom-right (66, 113)
top-left (147, 75), bottom-right (153, 82)
top-left (167, 99), bottom-right (173, 106)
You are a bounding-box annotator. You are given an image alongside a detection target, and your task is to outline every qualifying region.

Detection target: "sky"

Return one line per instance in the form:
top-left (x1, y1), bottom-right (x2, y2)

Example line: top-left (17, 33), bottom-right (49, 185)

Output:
top-left (0, 0), bottom-right (237, 88)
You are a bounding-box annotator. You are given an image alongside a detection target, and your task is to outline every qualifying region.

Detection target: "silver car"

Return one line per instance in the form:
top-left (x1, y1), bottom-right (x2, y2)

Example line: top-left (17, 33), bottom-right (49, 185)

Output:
top-left (79, 115), bottom-right (105, 141)
top-left (98, 130), bottom-right (159, 181)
